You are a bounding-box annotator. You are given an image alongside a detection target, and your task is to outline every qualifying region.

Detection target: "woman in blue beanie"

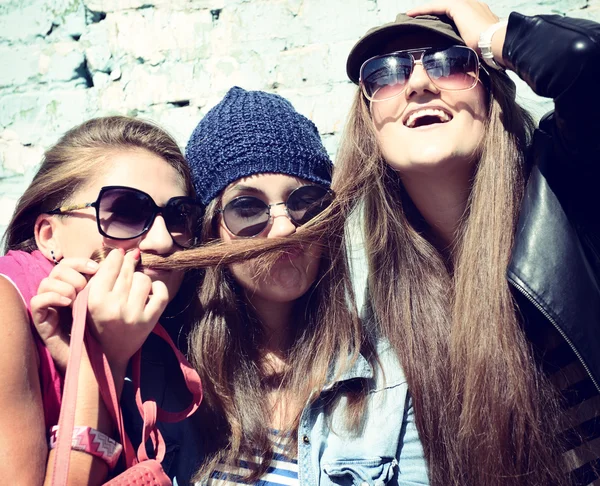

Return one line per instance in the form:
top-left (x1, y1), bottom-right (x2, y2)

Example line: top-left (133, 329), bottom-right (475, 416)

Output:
top-left (185, 86), bottom-right (428, 485)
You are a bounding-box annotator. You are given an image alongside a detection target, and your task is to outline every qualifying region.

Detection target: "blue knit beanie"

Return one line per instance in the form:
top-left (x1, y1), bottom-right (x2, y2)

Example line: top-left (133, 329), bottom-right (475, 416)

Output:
top-left (186, 87), bottom-right (333, 205)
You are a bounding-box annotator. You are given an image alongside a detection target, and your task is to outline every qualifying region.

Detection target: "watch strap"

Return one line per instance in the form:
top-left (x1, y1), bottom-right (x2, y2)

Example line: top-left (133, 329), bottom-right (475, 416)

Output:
top-left (478, 20), bottom-right (508, 70)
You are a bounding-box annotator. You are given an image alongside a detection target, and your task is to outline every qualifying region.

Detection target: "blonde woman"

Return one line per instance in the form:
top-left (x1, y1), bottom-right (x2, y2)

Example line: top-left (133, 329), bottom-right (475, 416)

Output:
top-left (0, 116), bottom-right (204, 485)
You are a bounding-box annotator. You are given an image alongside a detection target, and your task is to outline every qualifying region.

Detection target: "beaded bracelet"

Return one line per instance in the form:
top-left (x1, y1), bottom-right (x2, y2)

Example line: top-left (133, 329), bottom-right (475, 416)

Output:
top-left (49, 425), bottom-right (123, 470)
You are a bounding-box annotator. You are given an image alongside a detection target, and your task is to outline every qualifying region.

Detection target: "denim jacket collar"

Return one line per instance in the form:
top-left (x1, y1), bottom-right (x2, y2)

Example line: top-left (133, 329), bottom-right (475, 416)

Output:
top-left (323, 352), bottom-right (373, 391)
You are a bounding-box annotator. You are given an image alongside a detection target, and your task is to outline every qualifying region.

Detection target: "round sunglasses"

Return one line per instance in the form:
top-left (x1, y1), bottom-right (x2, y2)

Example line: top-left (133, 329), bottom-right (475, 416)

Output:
top-left (47, 185), bottom-right (204, 248)
top-left (360, 45), bottom-right (485, 102)
top-left (218, 185), bottom-right (333, 238)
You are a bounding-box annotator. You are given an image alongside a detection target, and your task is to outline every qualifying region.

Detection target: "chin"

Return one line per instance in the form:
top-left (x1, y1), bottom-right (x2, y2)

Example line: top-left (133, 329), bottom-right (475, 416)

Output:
top-left (254, 270), bottom-right (316, 303)
top-left (387, 147), bottom-right (477, 175)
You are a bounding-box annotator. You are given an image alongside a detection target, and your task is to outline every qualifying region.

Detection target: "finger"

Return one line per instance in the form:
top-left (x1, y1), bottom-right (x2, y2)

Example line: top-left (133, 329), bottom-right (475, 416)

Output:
top-left (30, 293), bottom-right (72, 330)
top-left (113, 248), bottom-right (141, 298)
top-left (44, 265), bottom-right (90, 294)
top-left (53, 257), bottom-right (99, 276)
top-left (142, 279), bottom-right (169, 327)
top-left (37, 278), bottom-right (78, 303)
top-left (88, 248), bottom-right (125, 294)
top-left (406, 2), bottom-right (452, 17)
top-left (126, 272), bottom-right (153, 319)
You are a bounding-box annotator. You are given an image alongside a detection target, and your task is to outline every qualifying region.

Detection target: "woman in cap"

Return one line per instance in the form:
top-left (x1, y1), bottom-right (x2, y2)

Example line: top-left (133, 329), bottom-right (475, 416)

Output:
top-left (334, 0), bottom-right (600, 484)
top-left (185, 86), bottom-right (429, 485)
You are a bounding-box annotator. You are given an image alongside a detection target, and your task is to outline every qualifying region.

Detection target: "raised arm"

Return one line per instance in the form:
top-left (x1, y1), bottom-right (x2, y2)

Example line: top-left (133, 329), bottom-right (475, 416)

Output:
top-left (30, 258), bottom-right (114, 485)
top-left (408, 0), bottom-right (600, 155)
top-left (32, 248), bottom-right (169, 484)
top-left (503, 12), bottom-right (600, 155)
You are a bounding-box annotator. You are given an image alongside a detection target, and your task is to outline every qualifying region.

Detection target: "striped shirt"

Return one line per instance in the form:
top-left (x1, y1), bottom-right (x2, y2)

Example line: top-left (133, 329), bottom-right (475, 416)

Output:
top-left (206, 431), bottom-right (299, 486)
top-left (537, 327), bottom-right (600, 485)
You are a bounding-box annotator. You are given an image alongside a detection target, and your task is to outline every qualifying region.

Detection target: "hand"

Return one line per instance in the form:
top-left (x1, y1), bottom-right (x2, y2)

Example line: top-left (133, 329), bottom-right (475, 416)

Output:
top-left (30, 258), bottom-right (100, 372)
top-left (86, 248), bottom-right (169, 372)
top-left (407, 0), bottom-right (500, 53)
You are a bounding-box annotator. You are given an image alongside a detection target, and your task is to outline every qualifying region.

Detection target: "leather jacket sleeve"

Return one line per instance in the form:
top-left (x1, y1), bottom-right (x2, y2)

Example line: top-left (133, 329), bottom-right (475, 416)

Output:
top-left (503, 12), bottom-right (600, 157)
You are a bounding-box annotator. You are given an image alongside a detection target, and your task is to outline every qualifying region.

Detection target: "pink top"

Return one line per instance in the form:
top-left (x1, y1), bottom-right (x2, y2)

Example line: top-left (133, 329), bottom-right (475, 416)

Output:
top-left (0, 250), bottom-right (62, 428)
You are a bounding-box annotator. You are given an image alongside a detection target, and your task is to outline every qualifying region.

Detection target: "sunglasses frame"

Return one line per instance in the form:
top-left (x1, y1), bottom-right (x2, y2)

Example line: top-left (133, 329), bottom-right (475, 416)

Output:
top-left (359, 45), bottom-right (487, 103)
top-left (218, 184), bottom-right (334, 238)
top-left (47, 185), bottom-right (203, 248)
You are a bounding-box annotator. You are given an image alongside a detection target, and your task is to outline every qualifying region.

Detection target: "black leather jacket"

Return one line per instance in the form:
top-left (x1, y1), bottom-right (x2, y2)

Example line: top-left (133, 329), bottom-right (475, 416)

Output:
top-left (505, 13), bottom-right (600, 390)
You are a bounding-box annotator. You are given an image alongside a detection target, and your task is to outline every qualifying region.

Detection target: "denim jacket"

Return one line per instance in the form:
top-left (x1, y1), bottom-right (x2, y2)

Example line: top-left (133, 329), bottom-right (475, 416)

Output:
top-left (298, 340), bottom-right (429, 486)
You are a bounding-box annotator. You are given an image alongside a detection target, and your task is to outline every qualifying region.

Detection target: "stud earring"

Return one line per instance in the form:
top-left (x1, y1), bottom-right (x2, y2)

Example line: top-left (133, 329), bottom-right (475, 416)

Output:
top-left (50, 250), bottom-right (58, 265)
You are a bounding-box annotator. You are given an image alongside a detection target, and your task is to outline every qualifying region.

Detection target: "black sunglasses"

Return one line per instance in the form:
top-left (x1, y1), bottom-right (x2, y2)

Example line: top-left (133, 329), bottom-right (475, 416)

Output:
top-left (218, 185), bottom-right (333, 238)
top-left (47, 185), bottom-right (204, 248)
top-left (360, 45), bottom-right (484, 102)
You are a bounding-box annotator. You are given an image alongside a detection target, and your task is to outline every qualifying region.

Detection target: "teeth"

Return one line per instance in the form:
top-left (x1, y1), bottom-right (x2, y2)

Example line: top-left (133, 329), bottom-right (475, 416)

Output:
top-left (405, 108), bottom-right (451, 128)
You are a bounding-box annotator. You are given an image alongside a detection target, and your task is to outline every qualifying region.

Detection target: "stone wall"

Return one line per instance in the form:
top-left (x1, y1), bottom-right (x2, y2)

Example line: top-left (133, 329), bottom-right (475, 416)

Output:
top-left (1, 0), bottom-right (599, 242)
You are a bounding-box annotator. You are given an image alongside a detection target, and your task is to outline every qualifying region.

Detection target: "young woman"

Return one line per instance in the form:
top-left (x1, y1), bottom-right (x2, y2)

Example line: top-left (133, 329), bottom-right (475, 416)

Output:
top-left (333, 0), bottom-right (600, 485)
top-left (185, 86), bottom-right (429, 485)
top-left (0, 116), bottom-right (205, 485)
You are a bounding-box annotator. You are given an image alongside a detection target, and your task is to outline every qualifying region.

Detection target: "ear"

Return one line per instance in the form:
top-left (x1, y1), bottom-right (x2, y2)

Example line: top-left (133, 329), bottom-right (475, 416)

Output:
top-left (34, 214), bottom-right (62, 261)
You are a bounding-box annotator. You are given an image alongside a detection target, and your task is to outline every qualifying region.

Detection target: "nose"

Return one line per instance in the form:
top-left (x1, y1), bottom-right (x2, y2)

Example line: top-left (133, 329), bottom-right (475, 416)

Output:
top-left (138, 214), bottom-right (175, 254)
top-left (267, 204), bottom-right (296, 238)
top-left (404, 62), bottom-right (439, 98)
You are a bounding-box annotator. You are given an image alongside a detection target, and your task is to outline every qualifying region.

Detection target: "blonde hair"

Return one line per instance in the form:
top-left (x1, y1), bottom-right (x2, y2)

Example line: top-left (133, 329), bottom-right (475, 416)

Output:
top-left (4, 116), bottom-right (192, 252)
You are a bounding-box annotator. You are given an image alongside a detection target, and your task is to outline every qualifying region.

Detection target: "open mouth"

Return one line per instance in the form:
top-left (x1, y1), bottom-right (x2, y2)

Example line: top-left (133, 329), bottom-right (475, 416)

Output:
top-left (404, 108), bottom-right (452, 128)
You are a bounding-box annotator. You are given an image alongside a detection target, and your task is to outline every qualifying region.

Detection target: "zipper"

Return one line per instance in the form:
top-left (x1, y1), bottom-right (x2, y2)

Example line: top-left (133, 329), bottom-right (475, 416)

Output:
top-left (509, 276), bottom-right (600, 394)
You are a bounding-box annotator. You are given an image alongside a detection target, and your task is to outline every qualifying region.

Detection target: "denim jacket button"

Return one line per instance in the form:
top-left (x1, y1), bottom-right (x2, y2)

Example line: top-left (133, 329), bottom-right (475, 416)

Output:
top-left (302, 435), bottom-right (310, 444)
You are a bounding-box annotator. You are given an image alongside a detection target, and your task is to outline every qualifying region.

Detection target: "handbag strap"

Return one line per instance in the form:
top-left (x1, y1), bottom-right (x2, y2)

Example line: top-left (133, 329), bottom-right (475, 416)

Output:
top-left (130, 323), bottom-right (203, 461)
top-left (133, 324), bottom-right (203, 423)
top-left (85, 333), bottom-right (138, 466)
top-left (52, 286), bottom-right (203, 476)
top-left (51, 285), bottom-right (91, 485)
top-left (89, 323), bottom-right (202, 464)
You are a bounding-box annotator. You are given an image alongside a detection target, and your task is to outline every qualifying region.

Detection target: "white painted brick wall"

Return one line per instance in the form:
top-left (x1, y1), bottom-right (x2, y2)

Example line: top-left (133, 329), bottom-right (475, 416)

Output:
top-left (1, 0), bottom-right (599, 242)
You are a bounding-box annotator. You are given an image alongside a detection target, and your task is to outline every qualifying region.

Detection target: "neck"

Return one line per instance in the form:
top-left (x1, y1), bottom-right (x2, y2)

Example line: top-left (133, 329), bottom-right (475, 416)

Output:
top-left (246, 293), bottom-right (294, 358)
top-left (400, 165), bottom-right (473, 252)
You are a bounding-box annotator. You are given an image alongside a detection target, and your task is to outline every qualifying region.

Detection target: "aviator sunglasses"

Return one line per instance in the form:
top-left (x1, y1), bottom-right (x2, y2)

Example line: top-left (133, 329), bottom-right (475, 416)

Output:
top-left (360, 45), bottom-right (484, 102)
top-left (47, 185), bottom-right (204, 248)
top-left (218, 185), bottom-right (333, 238)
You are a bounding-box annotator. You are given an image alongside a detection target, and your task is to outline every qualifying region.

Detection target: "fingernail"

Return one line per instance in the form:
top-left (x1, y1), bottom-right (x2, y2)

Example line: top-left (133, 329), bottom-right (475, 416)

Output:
top-left (61, 296), bottom-right (72, 305)
top-left (132, 248), bottom-right (141, 260)
top-left (119, 248), bottom-right (125, 255)
top-left (86, 261), bottom-right (99, 271)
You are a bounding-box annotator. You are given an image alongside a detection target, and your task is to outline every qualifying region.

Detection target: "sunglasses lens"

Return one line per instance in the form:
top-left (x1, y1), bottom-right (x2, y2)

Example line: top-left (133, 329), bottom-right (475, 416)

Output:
top-left (98, 188), bottom-right (153, 239)
top-left (287, 185), bottom-right (332, 225)
top-left (223, 196), bottom-right (270, 237)
top-left (362, 54), bottom-right (413, 101)
top-left (423, 46), bottom-right (479, 90)
top-left (164, 199), bottom-right (204, 248)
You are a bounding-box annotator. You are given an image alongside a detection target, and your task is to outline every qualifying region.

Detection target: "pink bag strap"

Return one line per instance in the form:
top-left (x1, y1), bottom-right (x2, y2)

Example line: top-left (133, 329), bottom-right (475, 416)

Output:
top-left (51, 285), bottom-right (91, 485)
top-left (133, 323), bottom-right (203, 423)
top-left (85, 334), bottom-right (138, 466)
top-left (51, 286), bottom-right (204, 481)
top-left (129, 323), bottom-right (203, 461)
top-left (88, 322), bottom-right (202, 464)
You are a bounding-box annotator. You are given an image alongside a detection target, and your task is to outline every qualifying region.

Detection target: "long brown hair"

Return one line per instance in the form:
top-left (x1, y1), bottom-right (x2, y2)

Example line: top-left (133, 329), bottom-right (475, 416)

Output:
top-left (332, 71), bottom-right (570, 485)
top-left (3, 116), bottom-right (193, 253)
top-left (188, 194), bottom-right (369, 482)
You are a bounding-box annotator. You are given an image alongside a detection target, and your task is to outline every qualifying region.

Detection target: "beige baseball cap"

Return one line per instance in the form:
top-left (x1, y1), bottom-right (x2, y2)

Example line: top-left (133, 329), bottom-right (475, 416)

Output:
top-left (346, 14), bottom-right (465, 84)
